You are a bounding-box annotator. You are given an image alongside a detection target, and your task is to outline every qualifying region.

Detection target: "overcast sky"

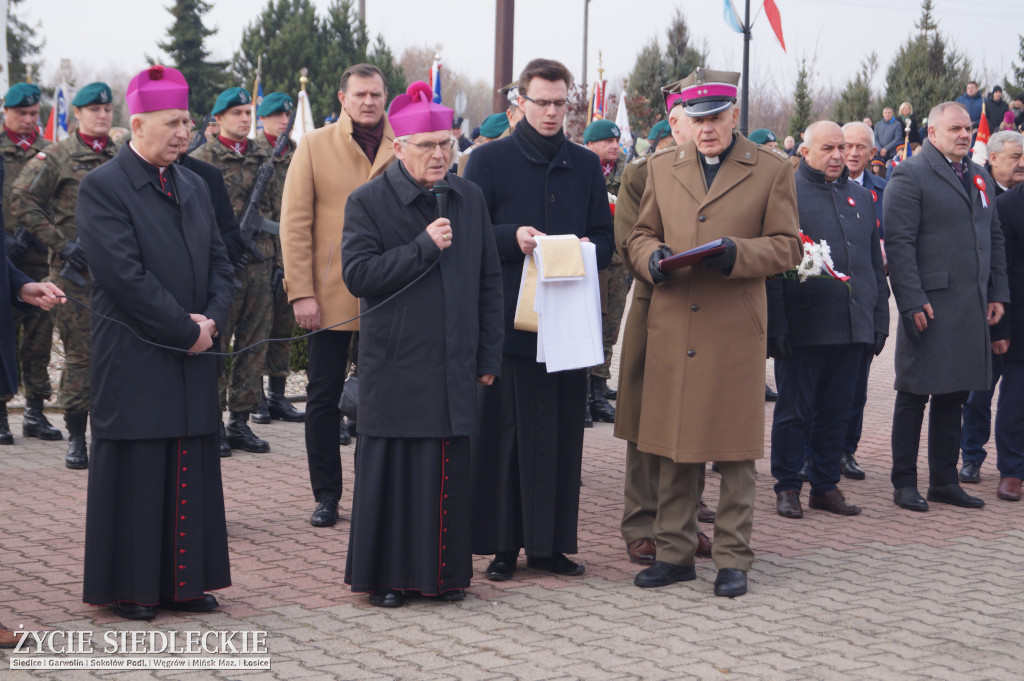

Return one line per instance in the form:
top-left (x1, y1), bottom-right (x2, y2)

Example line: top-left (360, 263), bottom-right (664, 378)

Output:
top-left (26, 0), bottom-right (1024, 100)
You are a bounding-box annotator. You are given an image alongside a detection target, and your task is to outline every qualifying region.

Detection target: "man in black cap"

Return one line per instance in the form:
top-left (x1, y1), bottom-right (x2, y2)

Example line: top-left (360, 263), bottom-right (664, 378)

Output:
top-left (627, 67), bottom-right (801, 597)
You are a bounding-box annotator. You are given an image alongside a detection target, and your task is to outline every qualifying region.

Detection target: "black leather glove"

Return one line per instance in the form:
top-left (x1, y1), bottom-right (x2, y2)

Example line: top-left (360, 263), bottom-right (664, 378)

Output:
top-left (59, 240), bottom-right (88, 271)
top-left (271, 266), bottom-right (285, 299)
top-left (702, 236), bottom-right (737, 272)
top-left (767, 335), bottom-right (791, 361)
top-left (5, 233), bottom-right (27, 264)
top-left (648, 245), bottom-right (673, 284)
top-left (872, 332), bottom-right (887, 356)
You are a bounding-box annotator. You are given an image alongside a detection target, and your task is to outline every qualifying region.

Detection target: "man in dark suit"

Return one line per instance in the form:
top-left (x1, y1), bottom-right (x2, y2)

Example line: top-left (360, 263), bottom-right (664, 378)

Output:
top-left (768, 121), bottom-right (889, 519)
top-left (76, 65), bottom-right (235, 619)
top-left (959, 130), bottom-right (1024, 483)
top-left (884, 101), bottom-right (1009, 512)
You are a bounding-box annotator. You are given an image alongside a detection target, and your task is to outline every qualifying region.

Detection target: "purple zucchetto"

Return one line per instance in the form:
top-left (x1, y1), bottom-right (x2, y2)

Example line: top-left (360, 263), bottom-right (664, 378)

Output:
top-left (387, 81), bottom-right (454, 137)
top-left (126, 65), bottom-right (189, 115)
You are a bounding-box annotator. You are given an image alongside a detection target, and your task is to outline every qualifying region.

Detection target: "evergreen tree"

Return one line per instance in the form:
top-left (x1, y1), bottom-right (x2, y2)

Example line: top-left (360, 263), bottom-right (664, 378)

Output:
top-left (662, 9), bottom-right (708, 84)
top-left (626, 40), bottom-right (664, 134)
top-left (6, 0), bottom-right (44, 85)
top-left (788, 59), bottom-right (812, 138)
top-left (882, 0), bottom-right (970, 120)
top-left (1004, 34), bottom-right (1024, 96)
top-left (834, 52), bottom-right (878, 124)
top-left (158, 0), bottom-right (228, 117)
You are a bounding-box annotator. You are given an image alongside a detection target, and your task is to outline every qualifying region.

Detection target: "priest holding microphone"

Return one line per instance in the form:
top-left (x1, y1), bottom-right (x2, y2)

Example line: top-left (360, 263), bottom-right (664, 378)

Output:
top-left (341, 81), bottom-right (504, 608)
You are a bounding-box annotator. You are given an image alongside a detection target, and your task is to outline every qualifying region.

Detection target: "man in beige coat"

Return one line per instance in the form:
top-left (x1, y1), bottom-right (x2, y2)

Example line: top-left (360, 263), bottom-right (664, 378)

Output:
top-left (627, 68), bottom-right (801, 597)
top-left (280, 63), bottom-right (396, 528)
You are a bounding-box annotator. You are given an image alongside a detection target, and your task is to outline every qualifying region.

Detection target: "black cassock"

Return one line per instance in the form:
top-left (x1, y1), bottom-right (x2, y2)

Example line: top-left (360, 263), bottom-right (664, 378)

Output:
top-left (341, 163), bottom-right (503, 594)
top-left (76, 145), bottom-right (234, 606)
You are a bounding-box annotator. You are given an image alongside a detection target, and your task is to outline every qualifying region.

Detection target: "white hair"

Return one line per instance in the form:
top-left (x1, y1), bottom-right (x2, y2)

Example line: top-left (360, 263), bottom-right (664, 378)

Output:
top-left (988, 130), bottom-right (1024, 155)
top-left (842, 121), bottom-right (873, 139)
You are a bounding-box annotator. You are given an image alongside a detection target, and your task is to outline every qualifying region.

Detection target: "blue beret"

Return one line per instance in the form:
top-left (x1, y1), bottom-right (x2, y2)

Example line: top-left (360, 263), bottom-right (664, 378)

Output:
top-left (583, 119), bottom-right (620, 144)
top-left (478, 113), bottom-right (510, 138)
top-left (257, 92), bottom-right (293, 117)
top-left (212, 87), bottom-right (252, 115)
top-left (71, 82), bottom-right (113, 107)
top-left (4, 83), bottom-right (41, 108)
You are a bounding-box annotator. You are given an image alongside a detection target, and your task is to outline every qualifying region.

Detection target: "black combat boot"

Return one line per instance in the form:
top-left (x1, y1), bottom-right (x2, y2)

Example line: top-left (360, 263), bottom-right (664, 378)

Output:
top-left (0, 403), bottom-right (13, 445)
top-left (339, 417), bottom-right (352, 446)
top-left (64, 412), bottom-right (88, 469)
top-left (23, 398), bottom-right (63, 440)
top-left (218, 419), bottom-right (231, 457)
top-left (267, 376), bottom-right (304, 422)
top-left (604, 384), bottom-right (617, 401)
top-left (227, 411), bottom-right (270, 453)
top-left (589, 377), bottom-right (616, 423)
top-left (250, 384), bottom-right (271, 424)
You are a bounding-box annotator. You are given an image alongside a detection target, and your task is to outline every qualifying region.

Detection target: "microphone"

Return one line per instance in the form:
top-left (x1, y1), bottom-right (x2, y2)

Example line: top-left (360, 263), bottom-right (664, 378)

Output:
top-left (431, 181), bottom-right (451, 220)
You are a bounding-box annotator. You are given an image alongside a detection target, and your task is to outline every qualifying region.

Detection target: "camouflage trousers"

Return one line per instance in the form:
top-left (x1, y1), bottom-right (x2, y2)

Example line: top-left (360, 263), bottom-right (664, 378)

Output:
top-left (50, 274), bottom-right (91, 412)
top-left (219, 258), bottom-right (273, 412)
top-left (2, 262), bottom-right (54, 402)
top-left (265, 289), bottom-right (295, 378)
top-left (592, 259), bottom-right (629, 380)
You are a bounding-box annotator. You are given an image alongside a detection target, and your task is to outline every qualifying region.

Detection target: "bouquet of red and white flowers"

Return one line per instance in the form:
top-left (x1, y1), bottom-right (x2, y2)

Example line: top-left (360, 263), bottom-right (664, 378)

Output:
top-left (773, 232), bottom-right (850, 284)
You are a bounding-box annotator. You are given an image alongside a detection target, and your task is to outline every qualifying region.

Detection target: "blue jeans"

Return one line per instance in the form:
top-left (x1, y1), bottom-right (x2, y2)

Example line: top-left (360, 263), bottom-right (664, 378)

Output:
top-left (771, 344), bottom-right (864, 496)
top-left (959, 351), bottom-right (1003, 465)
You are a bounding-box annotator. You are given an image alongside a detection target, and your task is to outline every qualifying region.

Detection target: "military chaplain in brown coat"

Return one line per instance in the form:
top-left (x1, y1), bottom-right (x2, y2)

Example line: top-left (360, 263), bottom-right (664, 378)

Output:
top-left (626, 68), bottom-right (801, 597)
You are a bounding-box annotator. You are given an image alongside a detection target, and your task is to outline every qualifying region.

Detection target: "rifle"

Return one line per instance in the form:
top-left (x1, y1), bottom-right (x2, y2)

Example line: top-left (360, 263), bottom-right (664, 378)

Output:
top-left (185, 113), bottom-right (214, 156)
top-left (234, 105), bottom-right (297, 278)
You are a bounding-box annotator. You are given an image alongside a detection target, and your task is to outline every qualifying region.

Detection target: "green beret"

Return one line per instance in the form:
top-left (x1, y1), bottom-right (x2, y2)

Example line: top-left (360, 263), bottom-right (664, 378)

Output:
top-left (4, 83), bottom-right (41, 108)
top-left (71, 82), bottom-right (113, 107)
top-left (583, 119), bottom-right (620, 144)
top-left (212, 87), bottom-right (252, 115)
top-left (748, 128), bottom-right (777, 145)
top-left (257, 91), bottom-right (293, 117)
top-left (478, 112), bottom-right (510, 138)
top-left (647, 120), bottom-right (671, 141)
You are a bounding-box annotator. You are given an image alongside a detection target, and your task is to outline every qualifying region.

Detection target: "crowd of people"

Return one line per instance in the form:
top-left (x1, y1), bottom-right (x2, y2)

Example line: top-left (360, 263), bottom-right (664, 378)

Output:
top-left (0, 55), bottom-right (1021, 639)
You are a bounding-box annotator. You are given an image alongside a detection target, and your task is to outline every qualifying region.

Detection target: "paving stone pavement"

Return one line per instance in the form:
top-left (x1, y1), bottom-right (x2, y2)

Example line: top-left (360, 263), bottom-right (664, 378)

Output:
top-left (3, 304), bottom-right (1023, 680)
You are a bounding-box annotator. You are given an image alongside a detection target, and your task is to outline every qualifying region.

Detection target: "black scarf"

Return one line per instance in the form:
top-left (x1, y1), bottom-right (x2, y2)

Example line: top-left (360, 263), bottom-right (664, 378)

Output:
top-left (352, 117), bottom-right (385, 163)
top-left (517, 118), bottom-right (565, 161)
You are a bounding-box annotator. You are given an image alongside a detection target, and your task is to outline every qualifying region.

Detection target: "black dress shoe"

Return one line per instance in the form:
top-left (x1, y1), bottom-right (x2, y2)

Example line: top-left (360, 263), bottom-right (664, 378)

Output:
top-left (368, 588), bottom-right (404, 607)
top-left (840, 452), bottom-right (866, 480)
top-left (765, 384), bottom-right (778, 402)
top-left (426, 589), bottom-right (467, 602)
top-left (714, 568), bottom-right (748, 597)
top-left (893, 486), bottom-right (929, 512)
top-left (485, 552), bottom-right (518, 581)
top-left (958, 461), bottom-right (981, 484)
top-left (698, 498), bottom-right (716, 523)
top-left (634, 561), bottom-right (696, 588)
top-left (927, 483), bottom-right (985, 508)
top-left (310, 497), bottom-right (339, 527)
top-left (797, 457), bottom-right (810, 482)
top-left (527, 553), bottom-right (585, 576)
top-left (112, 602), bottom-right (157, 620)
top-left (339, 419), bottom-right (352, 446)
top-left (161, 594), bottom-right (218, 612)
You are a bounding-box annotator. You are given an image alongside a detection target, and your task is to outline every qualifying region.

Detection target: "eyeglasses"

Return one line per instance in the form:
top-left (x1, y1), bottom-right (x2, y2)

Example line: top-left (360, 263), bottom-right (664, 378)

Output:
top-left (521, 94), bottom-right (569, 110)
top-left (402, 137), bottom-right (456, 154)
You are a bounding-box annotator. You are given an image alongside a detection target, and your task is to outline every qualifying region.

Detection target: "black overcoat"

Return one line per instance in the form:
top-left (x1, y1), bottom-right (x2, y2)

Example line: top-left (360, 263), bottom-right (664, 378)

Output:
top-left (0, 158), bottom-right (33, 395)
top-left (76, 145), bottom-right (234, 440)
top-left (341, 163), bottom-right (504, 438)
top-left (994, 184), bottom-right (1024, 360)
top-left (464, 125), bottom-right (614, 357)
top-left (884, 140), bottom-right (1010, 394)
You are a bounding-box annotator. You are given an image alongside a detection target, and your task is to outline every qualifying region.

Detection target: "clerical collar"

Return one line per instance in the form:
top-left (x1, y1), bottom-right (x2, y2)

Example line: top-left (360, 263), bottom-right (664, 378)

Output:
top-left (699, 137), bottom-right (735, 166)
top-left (79, 132), bottom-right (110, 153)
top-left (128, 140), bottom-right (168, 173)
top-left (218, 135), bottom-right (248, 155)
top-left (5, 127), bottom-right (37, 150)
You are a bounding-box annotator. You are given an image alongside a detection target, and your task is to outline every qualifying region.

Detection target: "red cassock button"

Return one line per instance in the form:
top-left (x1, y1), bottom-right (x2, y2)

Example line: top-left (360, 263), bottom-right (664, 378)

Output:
top-left (179, 549), bottom-right (186, 554)
top-left (180, 532), bottom-right (186, 537)
top-left (180, 516), bottom-right (187, 520)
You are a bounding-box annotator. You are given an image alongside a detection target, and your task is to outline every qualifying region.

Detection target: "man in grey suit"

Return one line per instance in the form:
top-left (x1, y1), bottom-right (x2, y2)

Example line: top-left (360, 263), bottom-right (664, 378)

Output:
top-left (885, 101), bottom-right (1010, 512)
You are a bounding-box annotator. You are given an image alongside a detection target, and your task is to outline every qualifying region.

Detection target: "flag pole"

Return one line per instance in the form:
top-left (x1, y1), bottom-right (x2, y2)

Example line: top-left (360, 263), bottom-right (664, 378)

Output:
top-left (740, 0), bottom-right (750, 135)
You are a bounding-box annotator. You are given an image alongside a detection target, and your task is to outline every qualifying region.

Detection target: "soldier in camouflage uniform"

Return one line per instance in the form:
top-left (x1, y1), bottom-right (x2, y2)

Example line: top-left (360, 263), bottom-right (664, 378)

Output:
top-left (12, 82), bottom-right (118, 468)
top-left (190, 87), bottom-right (281, 454)
top-left (1, 83), bottom-right (61, 445)
top-left (251, 92), bottom-right (304, 425)
top-left (582, 119), bottom-right (629, 425)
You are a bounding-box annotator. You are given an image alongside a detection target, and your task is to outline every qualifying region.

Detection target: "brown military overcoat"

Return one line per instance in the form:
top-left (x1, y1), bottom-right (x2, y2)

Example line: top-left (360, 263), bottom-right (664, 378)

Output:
top-left (280, 111), bottom-right (395, 331)
top-left (627, 133), bottom-right (801, 463)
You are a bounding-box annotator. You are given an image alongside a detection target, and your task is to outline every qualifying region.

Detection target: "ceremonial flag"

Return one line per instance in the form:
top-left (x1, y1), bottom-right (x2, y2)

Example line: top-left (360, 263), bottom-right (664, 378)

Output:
top-left (430, 56), bottom-right (442, 104)
top-left (248, 80), bottom-right (264, 139)
top-left (972, 103), bottom-right (991, 164)
top-left (290, 89), bottom-right (315, 144)
top-left (763, 0), bottom-right (787, 53)
top-left (588, 80), bottom-right (606, 124)
top-left (615, 88), bottom-right (632, 152)
top-left (44, 83), bottom-right (71, 142)
top-left (723, 0), bottom-right (744, 33)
